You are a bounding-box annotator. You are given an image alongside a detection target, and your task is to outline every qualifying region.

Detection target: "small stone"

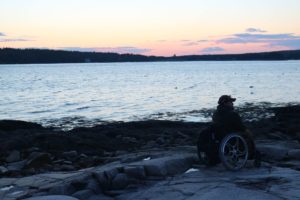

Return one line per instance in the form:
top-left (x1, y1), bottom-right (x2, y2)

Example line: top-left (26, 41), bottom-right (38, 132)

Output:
top-left (124, 165), bottom-right (146, 179)
top-left (156, 137), bottom-right (165, 145)
top-left (143, 141), bottom-right (158, 149)
top-left (78, 156), bottom-right (93, 168)
top-left (7, 160), bottom-right (26, 173)
top-left (27, 147), bottom-right (40, 153)
top-left (6, 190), bottom-right (28, 199)
top-left (63, 161), bottom-right (73, 165)
top-left (115, 151), bottom-right (128, 156)
top-left (62, 151), bottom-right (78, 160)
top-left (88, 194), bottom-right (114, 200)
top-left (122, 137), bottom-right (138, 144)
top-left (111, 173), bottom-right (129, 190)
top-left (288, 149), bottom-right (300, 160)
top-left (0, 166), bottom-right (8, 174)
top-left (71, 178), bottom-right (88, 191)
top-left (48, 184), bottom-right (75, 195)
top-left (93, 171), bottom-right (110, 190)
top-left (72, 189), bottom-right (94, 200)
top-left (60, 164), bottom-right (75, 171)
top-left (104, 168), bottom-right (119, 181)
top-left (86, 178), bottom-right (101, 193)
top-left (79, 153), bottom-right (88, 158)
top-left (53, 159), bottom-right (65, 164)
top-left (6, 150), bottom-right (21, 163)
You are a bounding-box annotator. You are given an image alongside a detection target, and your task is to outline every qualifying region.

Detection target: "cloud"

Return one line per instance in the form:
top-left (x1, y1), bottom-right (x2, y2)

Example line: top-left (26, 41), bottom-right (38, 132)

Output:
top-left (0, 38), bottom-right (31, 42)
top-left (183, 42), bottom-right (199, 46)
top-left (201, 47), bottom-right (225, 53)
top-left (216, 31), bottom-right (300, 49)
top-left (157, 40), bottom-right (167, 42)
top-left (268, 39), bottom-right (300, 49)
top-left (61, 46), bottom-right (152, 54)
top-left (246, 28), bottom-right (267, 33)
top-left (181, 40), bottom-right (209, 46)
top-left (235, 33), bottom-right (298, 40)
top-left (218, 33), bottom-right (300, 44)
top-left (0, 32), bottom-right (32, 42)
top-left (198, 40), bottom-right (209, 43)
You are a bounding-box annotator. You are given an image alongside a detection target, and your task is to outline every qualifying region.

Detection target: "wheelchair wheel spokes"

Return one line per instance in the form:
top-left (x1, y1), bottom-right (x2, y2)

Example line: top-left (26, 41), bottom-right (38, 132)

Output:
top-left (219, 133), bottom-right (249, 171)
top-left (235, 137), bottom-right (239, 148)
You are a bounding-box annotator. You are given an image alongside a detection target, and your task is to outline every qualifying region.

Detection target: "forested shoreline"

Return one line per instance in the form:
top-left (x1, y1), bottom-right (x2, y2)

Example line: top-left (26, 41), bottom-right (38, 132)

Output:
top-left (1, 48), bottom-right (300, 64)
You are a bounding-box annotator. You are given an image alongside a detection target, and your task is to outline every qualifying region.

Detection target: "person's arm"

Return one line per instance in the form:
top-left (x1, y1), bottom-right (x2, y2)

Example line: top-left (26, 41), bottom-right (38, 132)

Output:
top-left (231, 112), bottom-right (246, 131)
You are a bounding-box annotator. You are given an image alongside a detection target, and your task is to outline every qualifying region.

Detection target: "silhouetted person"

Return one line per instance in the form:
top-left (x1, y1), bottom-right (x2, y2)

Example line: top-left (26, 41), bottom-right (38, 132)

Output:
top-left (212, 95), bottom-right (260, 164)
top-left (212, 95), bottom-right (245, 133)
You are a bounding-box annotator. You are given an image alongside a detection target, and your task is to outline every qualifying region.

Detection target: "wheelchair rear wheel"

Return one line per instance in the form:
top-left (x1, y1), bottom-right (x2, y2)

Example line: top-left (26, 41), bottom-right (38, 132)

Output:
top-left (219, 133), bottom-right (249, 171)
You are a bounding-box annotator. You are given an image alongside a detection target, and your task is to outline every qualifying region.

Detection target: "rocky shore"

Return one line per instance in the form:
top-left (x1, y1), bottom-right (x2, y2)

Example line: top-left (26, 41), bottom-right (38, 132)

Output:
top-left (1, 104), bottom-right (300, 199)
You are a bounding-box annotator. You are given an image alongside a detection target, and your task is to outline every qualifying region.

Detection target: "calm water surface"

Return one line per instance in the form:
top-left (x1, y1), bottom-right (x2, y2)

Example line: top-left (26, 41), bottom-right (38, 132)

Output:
top-left (0, 61), bottom-right (299, 128)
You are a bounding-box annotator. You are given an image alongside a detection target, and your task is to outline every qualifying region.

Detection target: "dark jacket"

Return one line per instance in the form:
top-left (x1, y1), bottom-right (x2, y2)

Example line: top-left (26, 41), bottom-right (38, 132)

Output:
top-left (212, 105), bottom-right (246, 133)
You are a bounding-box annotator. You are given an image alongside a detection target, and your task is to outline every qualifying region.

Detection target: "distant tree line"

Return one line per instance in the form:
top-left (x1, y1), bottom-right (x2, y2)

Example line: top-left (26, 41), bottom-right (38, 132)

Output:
top-left (0, 48), bottom-right (300, 64)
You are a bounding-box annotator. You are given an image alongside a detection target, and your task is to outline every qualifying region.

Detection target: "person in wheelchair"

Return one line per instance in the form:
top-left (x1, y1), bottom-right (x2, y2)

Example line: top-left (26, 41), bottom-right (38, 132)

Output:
top-left (197, 95), bottom-right (261, 170)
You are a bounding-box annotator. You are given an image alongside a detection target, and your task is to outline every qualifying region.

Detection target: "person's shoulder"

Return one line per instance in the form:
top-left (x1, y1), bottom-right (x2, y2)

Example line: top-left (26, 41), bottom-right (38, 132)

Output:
top-left (229, 110), bottom-right (242, 119)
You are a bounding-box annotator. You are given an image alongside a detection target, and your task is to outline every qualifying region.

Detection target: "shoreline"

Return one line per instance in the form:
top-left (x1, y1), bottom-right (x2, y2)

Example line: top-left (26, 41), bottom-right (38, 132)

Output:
top-left (3, 101), bottom-right (299, 131)
top-left (0, 104), bottom-right (300, 178)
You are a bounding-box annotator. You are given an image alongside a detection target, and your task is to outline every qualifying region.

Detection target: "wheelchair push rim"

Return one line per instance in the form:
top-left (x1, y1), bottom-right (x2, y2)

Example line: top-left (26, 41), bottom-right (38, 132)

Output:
top-left (219, 133), bottom-right (248, 171)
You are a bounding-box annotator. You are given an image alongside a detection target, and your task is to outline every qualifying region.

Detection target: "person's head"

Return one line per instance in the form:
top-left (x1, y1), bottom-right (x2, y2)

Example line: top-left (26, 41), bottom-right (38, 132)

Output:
top-left (218, 95), bottom-right (236, 107)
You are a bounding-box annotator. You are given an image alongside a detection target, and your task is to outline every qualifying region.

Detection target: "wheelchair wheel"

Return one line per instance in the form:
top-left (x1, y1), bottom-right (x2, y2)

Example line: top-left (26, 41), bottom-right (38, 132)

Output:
top-left (219, 133), bottom-right (248, 171)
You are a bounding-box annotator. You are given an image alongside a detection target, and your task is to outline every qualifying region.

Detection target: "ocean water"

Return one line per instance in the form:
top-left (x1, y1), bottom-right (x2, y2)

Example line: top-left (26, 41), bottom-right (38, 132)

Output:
top-left (0, 61), bottom-right (299, 129)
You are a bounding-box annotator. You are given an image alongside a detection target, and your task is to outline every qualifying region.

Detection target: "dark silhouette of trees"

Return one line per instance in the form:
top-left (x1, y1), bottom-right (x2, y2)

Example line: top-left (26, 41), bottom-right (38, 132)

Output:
top-left (0, 48), bottom-right (299, 64)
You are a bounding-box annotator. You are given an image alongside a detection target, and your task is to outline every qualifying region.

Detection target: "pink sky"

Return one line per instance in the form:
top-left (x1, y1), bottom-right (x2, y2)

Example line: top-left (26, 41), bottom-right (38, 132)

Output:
top-left (1, 0), bottom-right (300, 56)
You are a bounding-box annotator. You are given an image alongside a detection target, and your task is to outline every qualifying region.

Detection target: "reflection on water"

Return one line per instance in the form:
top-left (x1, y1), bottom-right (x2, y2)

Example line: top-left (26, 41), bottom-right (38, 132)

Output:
top-left (0, 61), bottom-right (299, 129)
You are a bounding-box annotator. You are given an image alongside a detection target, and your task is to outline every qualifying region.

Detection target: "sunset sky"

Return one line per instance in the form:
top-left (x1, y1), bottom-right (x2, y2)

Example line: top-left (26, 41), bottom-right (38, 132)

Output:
top-left (1, 0), bottom-right (300, 56)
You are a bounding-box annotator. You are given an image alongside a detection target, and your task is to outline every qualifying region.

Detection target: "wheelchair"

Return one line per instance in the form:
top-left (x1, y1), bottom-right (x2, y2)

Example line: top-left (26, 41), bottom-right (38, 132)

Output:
top-left (197, 125), bottom-right (260, 171)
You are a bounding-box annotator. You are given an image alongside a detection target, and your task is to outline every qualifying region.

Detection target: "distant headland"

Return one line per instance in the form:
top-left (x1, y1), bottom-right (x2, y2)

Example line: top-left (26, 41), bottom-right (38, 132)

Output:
top-left (1, 48), bottom-right (300, 64)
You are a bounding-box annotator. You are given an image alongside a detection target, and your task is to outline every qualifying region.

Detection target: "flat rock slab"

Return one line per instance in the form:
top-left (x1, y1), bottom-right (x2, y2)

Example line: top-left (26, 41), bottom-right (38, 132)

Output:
top-left (0, 152), bottom-right (195, 200)
top-left (2, 147), bottom-right (300, 200)
top-left (256, 140), bottom-right (300, 160)
top-left (117, 165), bottom-right (300, 200)
top-left (24, 195), bottom-right (79, 200)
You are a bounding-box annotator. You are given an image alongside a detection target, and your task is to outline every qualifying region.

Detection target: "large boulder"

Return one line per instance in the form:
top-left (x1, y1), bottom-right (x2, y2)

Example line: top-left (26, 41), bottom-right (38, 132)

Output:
top-left (26, 152), bottom-right (52, 169)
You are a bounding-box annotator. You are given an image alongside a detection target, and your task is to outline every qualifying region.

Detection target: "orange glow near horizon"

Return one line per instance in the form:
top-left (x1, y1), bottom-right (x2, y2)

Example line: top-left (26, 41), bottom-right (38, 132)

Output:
top-left (1, 0), bottom-right (300, 56)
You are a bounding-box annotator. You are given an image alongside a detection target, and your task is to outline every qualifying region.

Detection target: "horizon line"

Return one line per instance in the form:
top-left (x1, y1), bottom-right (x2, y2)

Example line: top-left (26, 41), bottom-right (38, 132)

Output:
top-left (1, 47), bottom-right (300, 58)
